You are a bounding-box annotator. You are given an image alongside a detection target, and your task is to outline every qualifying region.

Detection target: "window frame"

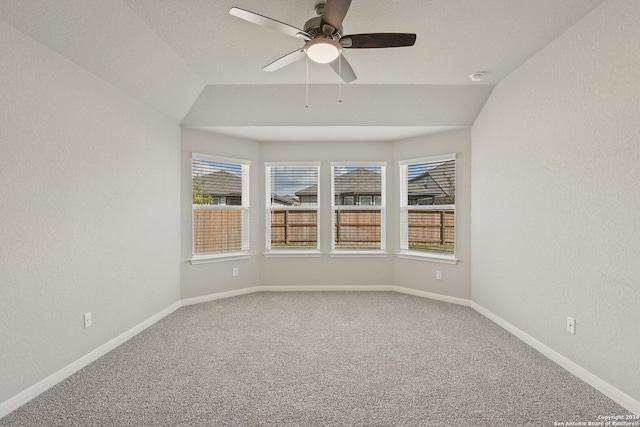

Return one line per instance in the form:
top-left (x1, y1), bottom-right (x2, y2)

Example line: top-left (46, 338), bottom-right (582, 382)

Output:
top-left (399, 154), bottom-right (458, 264)
top-left (330, 162), bottom-right (387, 257)
top-left (264, 162), bottom-right (322, 257)
top-left (190, 153), bottom-right (251, 264)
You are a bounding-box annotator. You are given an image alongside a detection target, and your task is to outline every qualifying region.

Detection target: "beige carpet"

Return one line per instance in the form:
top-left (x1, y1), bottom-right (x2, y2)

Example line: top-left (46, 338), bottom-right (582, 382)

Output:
top-left (0, 292), bottom-right (630, 426)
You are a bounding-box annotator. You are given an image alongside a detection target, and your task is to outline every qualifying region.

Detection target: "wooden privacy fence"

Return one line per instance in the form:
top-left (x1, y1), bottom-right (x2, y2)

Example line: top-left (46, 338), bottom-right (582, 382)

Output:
top-left (194, 208), bottom-right (454, 253)
top-left (193, 209), bottom-right (242, 254)
top-left (335, 210), bottom-right (381, 249)
top-left (270, 210), bottom-right (318, 247)
top-left (407, 209), bottom-right (454, 252)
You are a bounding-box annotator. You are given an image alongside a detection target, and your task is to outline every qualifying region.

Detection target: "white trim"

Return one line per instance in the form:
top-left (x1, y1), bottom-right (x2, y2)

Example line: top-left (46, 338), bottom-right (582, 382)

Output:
top-left (0, 301), bottom-right (182, 420)
top-left (181, 287), bottom-right (261, 306)
top-left (192, 152), bottom-right (251, 166)
top-left (333, 204), bottom-right (383, 212)
top-left (399, 156), bottom-right (457, 259)
top-left (398, 251), bottom-right (459, 264)
top-left (470, 302), bottom-right (640, 416)
top-left (398, 152), bottom-right (456, 166)
top-left (407, 204), bottom-right (455, 211)
top-left (191, 204), bottom-right (246, 211)
top-left (264, 161), bottom-right (321, 167)
top-left (262, 285), bottom-right (394, 292)
top-left (393, 286), bottom-right (471, 306)
top-left (263, 250), bottom-right (323, 258)
top-left (189, 253), bottom-right (253, 264)
top-left (266, 205), bottom-right (320, 211)
top-left (330, 161), bottom-right (387, 167)
top-left (265, 164), bottom-right (321, 252)
top-left (399, 163), bottom-right (408, 250)
top-left (241, 164), bottom-right (250, 252)
top-left (191, 155), bottom-right (250, 257)
top-left (330, 251), bottom-right (389, 258)
top-left (331, 163), bottom-right (386, 252)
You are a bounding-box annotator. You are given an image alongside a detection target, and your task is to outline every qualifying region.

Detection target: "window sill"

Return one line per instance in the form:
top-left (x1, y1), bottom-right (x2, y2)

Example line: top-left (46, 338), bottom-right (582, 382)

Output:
top-left (330, 250), bottom-right (389, 258)
top-left (397, 251), bottom-right (459, 264)
top-left (190, 252), bottom-right (252, 265)
top-left (263, 250), bottom-right (323, 258)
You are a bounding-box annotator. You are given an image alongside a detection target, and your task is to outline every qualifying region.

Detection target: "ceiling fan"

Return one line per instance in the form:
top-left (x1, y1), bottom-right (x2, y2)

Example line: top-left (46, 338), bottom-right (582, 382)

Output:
top-left (229, 0), bottom-right (417, 83)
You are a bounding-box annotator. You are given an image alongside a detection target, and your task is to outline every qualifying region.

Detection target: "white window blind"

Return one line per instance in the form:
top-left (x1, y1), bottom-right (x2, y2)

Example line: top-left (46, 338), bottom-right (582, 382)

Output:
top-left (265, 164), bottom-right (320, 251)
top-left (331, 163), bottom-right (386, 251)
top-left (400, 155), bottom-right (455, 256)
top-left (192, 155), bottom-right (249, 257)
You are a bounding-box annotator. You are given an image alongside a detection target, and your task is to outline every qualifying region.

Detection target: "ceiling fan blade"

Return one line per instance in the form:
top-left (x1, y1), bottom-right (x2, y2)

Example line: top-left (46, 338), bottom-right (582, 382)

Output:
top-left (329, 55), bottom-right (357, 83)
top-left (320, 0), bottom-right (352, 31)
top-left (229, 7), bottom-right (309, 40)
top-left (341, 33), bottom-right (417, 48)
top-left (263, 49), bottom-right (306, 72)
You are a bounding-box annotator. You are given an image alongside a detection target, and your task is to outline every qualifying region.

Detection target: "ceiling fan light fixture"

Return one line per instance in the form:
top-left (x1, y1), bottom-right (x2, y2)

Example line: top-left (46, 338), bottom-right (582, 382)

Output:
top-left (304, 37), bottom-right (342, 64)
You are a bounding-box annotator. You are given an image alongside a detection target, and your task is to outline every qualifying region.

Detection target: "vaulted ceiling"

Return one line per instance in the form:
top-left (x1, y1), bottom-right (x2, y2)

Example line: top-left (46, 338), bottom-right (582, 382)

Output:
top-left (0, 0), bottom-right (604, 140)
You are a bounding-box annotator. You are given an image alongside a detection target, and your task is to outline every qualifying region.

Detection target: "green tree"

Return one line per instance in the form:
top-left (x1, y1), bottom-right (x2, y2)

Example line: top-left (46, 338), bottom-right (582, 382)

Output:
top-left (193, 178), bottom-right (213, 204)
top-left (445, 175), bottom-right (455, 204)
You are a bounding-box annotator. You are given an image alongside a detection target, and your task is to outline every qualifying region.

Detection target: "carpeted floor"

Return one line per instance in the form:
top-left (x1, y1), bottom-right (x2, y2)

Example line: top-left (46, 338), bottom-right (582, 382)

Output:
top-left (0, 292), bottom-right (630, 426)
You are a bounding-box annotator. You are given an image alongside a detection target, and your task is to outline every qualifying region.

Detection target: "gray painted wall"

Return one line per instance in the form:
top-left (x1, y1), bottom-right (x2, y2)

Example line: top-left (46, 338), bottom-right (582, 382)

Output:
top-left (471, 0), bottom-right (640, 403)
top-left (0, 22), bottom-right (181, 403)
top-left (179, 131), bottom-right (471, 297)
top-left (394, 129), bottom-right (472, 299)
top-left (259, 140), bottom-right (396, 288)
top-left (180, 129), bottom-right (262, 299)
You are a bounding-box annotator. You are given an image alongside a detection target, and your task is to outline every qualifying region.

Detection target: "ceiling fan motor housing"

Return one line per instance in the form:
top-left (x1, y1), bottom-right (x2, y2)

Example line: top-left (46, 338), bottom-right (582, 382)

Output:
top-left (304, 16), bottom-right (342, 40)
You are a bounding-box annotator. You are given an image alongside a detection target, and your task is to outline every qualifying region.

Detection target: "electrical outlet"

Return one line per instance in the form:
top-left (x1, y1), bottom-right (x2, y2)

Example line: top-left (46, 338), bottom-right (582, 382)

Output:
top-left (436, 270), bottom-right (442, 280)
top-left (233, 267), bottom-right (238, 277)
top-left (567, 316), bottom-right (575, 334)
top-left (84, 312), bottom-right (92, 329)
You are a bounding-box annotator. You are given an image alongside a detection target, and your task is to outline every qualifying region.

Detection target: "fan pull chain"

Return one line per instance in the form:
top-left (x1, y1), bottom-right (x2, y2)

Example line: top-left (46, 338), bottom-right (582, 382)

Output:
top-left (305, 56), bottom-right (309, 110)
top-left (337, 54), bottom-right (343, 104)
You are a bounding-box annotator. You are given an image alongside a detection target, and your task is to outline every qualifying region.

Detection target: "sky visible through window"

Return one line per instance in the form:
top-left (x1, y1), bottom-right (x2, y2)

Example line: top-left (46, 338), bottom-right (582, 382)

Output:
top-left (407, 162), bottom-right (441, 179)
top-left (270, 166), bottom-right (318, 198)
top-left (192, 161), bottom-right (440, 189)
top-left (192, 159), bottom-right (241, 177)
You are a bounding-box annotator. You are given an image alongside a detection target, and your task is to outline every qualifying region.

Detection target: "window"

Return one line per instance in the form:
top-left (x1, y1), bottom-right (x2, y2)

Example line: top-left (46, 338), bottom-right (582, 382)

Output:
top-left (359, 195), bottom-right (373, 206)
top-left (191, 154), bottom-right (250, 261)
top-left (331, 163), bottom-right (386, 253)
top-left (399, 154), bottom-right (456, 261)
top-left (265, 163), bottom-right (320, 254)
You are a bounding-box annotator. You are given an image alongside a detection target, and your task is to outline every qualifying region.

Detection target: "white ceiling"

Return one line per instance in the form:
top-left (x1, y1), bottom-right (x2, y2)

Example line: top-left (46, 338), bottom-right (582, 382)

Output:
top-left (0, 0), bottom-right (604, 141)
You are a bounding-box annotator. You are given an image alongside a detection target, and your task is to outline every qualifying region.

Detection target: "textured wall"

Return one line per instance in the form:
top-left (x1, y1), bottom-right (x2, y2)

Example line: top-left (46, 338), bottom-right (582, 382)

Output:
top-left (180, 135), bottom-right (401, 294)
top-left (0, 22), bottom-right (181, 403)
top-left (393, 129), bottom-right (472, 300)
top-left (180, 129), bottom-right (261, 299)
top-left (471, 0), bottom-right (640, 403)
top-left (258, 140), bottom-right (396, 288)
top-left (179, 132), bottom-right (471, 298)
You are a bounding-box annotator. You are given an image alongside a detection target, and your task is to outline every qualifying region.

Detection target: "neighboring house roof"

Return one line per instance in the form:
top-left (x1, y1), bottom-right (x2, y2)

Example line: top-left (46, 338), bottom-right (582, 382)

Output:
top-left (271, 194), bottom-right (298, 205)
top-left (295, 184), bottom-right (318, 197)
top-left (407, 160), bottom-right (455, 200)
top-left (197, 170), bottom-right (241, 196)
top-left (296, 168), bottom-right (381, 197)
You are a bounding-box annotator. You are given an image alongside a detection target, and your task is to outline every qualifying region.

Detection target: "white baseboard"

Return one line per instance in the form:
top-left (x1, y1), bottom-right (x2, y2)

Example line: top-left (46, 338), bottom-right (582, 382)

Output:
top-left (180, 286), bottom-right (261, 306)
top-left (0, 301), bottom-right (182, 419)
top-left (261, 285), bottom-right (394, 292)
top-left (393, 286), bottom-right (471, 306)
top-left (471, 302), bottom-right (640, 416)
